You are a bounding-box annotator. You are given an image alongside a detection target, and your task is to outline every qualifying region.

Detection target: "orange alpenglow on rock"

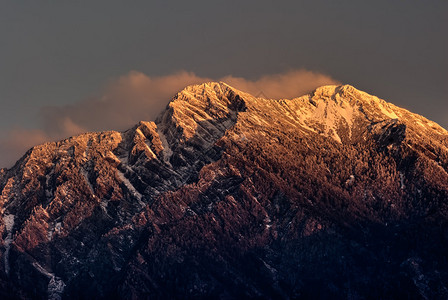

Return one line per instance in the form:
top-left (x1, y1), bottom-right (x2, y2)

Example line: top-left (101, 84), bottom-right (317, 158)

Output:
top-left (0, 82), bottom-right (447, 299)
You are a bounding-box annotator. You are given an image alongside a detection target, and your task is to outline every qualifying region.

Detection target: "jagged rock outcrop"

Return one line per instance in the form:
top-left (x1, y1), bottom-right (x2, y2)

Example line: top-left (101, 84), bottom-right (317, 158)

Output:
top-left (1, 82), bottom-right (448, 299)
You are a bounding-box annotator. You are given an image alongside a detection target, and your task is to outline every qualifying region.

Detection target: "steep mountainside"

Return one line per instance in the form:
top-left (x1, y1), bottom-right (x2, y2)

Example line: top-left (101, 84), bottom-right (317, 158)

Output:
top-left (1, 82), bottom-right (448, 299)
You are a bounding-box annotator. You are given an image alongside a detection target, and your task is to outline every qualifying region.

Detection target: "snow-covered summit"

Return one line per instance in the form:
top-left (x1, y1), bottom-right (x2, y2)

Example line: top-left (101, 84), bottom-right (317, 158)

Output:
top-left (1, 80), bottom-right (448, 298)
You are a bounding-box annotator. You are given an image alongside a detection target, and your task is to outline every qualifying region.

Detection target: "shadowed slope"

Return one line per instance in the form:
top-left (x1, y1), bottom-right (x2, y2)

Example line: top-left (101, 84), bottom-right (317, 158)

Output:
top-left (1, 82), bottom-right (448, 299)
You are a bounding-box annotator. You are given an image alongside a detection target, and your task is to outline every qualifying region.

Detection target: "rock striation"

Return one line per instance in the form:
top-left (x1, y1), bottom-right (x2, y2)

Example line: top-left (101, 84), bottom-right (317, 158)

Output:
top-left (1, 82), bottom-right (448, 299)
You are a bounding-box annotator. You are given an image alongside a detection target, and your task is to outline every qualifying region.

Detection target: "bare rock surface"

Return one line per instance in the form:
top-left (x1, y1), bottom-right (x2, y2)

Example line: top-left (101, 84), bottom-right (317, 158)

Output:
top-left (1, 82), bottom-right (448, 299)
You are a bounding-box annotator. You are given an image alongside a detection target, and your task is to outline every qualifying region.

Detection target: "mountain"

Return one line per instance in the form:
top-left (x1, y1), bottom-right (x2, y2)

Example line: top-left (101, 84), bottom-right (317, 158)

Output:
top-left (1, 82), bottom-right (448, 299)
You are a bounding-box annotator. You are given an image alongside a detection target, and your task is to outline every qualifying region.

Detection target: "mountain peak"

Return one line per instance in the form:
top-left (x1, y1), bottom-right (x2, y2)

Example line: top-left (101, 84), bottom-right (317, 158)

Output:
top-left (311, 84), bottom-right (383, 105)
top-left (1, 80), bottom-right (448, 299)
top-left (152, 81), bottom-right (446, 147)
top-left (156, 81), bottom-right (247, 141)
top-left (176, 81), bottom-right (244, 100)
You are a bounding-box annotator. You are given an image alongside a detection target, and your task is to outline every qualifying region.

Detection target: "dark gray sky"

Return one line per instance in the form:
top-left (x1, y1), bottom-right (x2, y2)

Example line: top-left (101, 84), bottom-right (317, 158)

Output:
top-left (0, 1), bottom-right (447, 167)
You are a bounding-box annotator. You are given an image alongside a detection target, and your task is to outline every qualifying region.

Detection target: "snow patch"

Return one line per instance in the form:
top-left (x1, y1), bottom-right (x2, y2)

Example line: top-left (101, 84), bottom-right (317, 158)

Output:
top-left (81, 169), bottom-right (95, 196)
top-left (32, 261), bottom-right (66, 300)
top-left (55, 222), bottom-right (62, 234)
top-left (301, 99), bottom-right (357, 143)
top-left (264, 216), bottom-right (272, 229)
top-left (3, 214), bottom-right (14, 275)
top-left (47, 222), bottom-right (62, 241)
top-left (107, 151), bottom-right (123, 164)
top-left (135, 128), bottom-right (144, 137)
top-left (45, 173), bottom-right (53, 199)
top-left (83, 140), bottom-right (91, 158)
top-left (143, 140), bottom-right (157, 159)
top-left (100, 198), bottom-right (110, 211)
top-left (136, 127), bottom-right (157, 158)
top-left (345, 175), bottom-right (355, 186)
top-left (157, 130), bottom-right (173, 166)
top-left (399, 172), bottom-right (406, 190)
top-left (48, 277), bottom-right (66, 300)
top-left (47, 223), bottom-right (54, 241)
top-left (4, 214), bottom-right (15, 232)
top-left (377, 101), bottom-right (399, 119)
top-left (117, 170), bottom-right (143, 203)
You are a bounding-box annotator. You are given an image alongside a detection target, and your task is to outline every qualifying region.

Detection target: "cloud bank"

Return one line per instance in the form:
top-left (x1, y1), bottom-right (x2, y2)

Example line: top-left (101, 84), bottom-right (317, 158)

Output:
top-left (40, 71), bottom-right (211, 138)
top-left (0, 69), bottom-right (339, 168)
top-left (222, 70), bottom-right (339, 100)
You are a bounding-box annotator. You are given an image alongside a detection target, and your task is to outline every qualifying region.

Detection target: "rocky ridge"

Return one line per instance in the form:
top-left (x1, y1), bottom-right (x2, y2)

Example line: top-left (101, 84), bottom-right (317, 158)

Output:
top-left (0, 82), bottom-right (448, 299)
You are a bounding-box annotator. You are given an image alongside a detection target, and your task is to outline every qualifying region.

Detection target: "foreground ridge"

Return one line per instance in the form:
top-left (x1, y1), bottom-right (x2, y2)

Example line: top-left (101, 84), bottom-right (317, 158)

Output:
top-left (1, 82), bottom-right (448, 299)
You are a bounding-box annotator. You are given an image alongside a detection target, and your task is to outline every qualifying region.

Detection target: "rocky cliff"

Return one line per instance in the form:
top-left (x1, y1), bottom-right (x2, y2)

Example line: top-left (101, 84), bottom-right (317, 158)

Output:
top-left (1, 82), bottom-right (448, 299)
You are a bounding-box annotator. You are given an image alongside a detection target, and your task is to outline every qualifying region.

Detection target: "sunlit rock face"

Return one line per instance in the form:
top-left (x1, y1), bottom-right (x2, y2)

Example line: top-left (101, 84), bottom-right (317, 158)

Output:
top-left (1, 82), bottom-right (448, 299)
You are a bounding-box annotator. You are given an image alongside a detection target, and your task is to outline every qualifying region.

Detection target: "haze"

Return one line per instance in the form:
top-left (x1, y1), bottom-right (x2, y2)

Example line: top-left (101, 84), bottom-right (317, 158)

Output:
top-left (0, 1), bottom-right (447, 167)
